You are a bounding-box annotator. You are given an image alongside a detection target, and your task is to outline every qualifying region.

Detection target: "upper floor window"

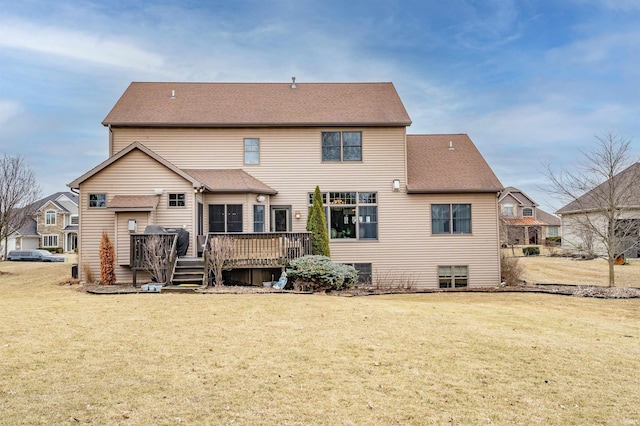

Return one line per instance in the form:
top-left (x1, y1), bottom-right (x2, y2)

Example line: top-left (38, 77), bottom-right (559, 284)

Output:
top-left (309, 191), bottom-right (377, 240)
top-left (321, 131), bottom-right (362, 162)
top-left (70, 215), bottom-right (79, 225)
top-left (432, 204), bottom-right (472, 234)
top-left (522, 207), bottom-right (533, 217)
top-left (244, 138), bottom-right (260, 164)
top-left (503, 204), bottom-right (514, 217)
top-left (45, 210), bottom-right (56, 225)
top-left (168, 193), bottom-right (186, 208)
top-left (547, 226), bottom-right (559, 237)
top-left (89, 194), bottom-right (106, 208)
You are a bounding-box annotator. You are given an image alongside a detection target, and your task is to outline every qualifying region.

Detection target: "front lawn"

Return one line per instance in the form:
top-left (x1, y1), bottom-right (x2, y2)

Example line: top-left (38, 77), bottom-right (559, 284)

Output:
top-left (1, 261), bottom-right (638, 424)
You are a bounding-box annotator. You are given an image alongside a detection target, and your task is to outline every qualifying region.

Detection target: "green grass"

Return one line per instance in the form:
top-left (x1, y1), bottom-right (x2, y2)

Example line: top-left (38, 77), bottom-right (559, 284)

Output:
top-left (1, 261), bottom-right (639, 425)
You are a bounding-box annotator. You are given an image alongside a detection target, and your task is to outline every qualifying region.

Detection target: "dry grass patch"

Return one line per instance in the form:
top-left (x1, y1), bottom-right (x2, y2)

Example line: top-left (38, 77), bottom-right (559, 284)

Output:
top-left (1, 261), bottom-right (639, 425)
top-left (516, 255), bottom-right (640, 287)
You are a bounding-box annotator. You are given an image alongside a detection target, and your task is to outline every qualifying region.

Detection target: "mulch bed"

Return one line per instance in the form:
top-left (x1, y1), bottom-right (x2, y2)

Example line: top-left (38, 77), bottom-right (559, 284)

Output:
top-left (81, 283), bottom-right (640, 298)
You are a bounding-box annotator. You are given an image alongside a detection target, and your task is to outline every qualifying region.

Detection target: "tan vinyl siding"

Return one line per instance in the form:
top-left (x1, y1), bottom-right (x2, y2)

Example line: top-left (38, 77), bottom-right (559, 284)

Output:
top-left (89, 126), bottom-right (502, 288)
top-left (78, 149), bottom-right (195, 283)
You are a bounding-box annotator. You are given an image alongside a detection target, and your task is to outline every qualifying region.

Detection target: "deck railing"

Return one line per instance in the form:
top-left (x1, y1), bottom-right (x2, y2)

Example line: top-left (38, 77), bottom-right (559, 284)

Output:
top-left (130, 233), bottom-right (178, 285)
top-left (203, 232), bottom-right (312, 269)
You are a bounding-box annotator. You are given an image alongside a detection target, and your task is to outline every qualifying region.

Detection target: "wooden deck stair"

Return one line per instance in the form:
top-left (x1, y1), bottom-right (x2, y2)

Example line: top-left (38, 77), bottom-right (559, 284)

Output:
top-left (167, 257), bottom-right (205, 290)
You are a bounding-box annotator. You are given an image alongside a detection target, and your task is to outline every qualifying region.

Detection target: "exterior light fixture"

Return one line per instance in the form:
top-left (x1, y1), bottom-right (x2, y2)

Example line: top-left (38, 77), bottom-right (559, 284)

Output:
top-left (392, 179), bottom-right (400, 191)
top-left (256, 194), bottom-right (266, 202)
top-left (295, 211), bottom-right (301, 219)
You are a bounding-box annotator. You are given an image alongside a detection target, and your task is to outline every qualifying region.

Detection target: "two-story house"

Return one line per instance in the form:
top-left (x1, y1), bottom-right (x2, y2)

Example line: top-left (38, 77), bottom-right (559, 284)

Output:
top-left (69, 81), bottom-right (503, 289)
top-left (3, 192), bottom-right (78, 255)
top-left (499, 187), bottom-right (561, 246)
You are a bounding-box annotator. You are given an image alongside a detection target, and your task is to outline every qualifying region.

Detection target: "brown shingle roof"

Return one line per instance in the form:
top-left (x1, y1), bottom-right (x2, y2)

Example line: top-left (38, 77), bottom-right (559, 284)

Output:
top-left (103, 82), bottom-right (412, 127)
top-left (184, 169), bottom-right (277, 194)
top-left (406, 134), bottom-right (503, 193)
top-left (535, 208), bottom-right (561, 226)
top-left (108, 195), bottom-right (160, 211)
top-left (556, 162), bottom-right (640, 214)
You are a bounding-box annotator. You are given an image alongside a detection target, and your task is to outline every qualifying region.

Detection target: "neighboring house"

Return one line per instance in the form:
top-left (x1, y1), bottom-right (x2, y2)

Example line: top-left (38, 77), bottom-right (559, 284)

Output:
top-left (69, 81), bottom-right (503, 288)
top-left (499, 187), bottom-right (561, 246)
top-left (2, 192), bottom-right (79, 256)
top-left (556, 163), bottom-right (640, 258)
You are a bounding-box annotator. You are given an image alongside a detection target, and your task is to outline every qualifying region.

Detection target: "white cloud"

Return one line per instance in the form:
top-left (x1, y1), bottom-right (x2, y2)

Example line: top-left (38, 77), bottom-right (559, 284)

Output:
top-left (0, 17), bottom-right (167, 73)
top-left (0, 100), bottom-right (23, 126)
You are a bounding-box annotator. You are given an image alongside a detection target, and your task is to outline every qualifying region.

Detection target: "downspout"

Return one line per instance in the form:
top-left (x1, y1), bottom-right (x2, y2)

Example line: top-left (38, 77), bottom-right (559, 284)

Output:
top-left (108, 125), bottom-right (113, 157)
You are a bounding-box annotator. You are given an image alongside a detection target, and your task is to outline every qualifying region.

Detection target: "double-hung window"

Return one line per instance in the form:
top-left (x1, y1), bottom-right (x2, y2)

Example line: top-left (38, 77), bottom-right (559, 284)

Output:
top-left (253, 205), bottom-right (265, 232)
top-left (432, 204), bottom-right (471, 234)
top-left (244, 138), bottom-right (260, 164)
top-left (45, 210), bottom-right (56, 225)
top-left (321, 132), bottom-right (362, 161)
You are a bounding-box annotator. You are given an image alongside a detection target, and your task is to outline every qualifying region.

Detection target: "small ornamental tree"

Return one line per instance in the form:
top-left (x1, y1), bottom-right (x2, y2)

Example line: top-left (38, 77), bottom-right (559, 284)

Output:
top-left (306, 186), bottom-right (330, 256)
top-left (205, 235), bottom-right (235, 287)
top-left (99, 231), bottom-right (116, 285)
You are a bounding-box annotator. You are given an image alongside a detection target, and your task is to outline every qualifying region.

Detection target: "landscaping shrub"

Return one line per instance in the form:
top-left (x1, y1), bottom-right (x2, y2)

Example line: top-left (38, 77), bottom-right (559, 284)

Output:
top-left (306, 186), bottom-right (330, 256)
top-left (500, 252), bottom-right (524, 286)
top-left (545, 236), bottom-right (562, 246)
top-left (99, 231), bottom-right (116, 285)
top-left (522, 246), bottom-right (540, 256)
top-left (287, 255), bottom-right (356, 292)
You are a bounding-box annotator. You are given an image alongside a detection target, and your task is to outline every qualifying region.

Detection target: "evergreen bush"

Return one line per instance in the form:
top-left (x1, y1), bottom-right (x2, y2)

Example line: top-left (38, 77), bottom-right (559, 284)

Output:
top-left (522, 246), bottom-right (540, 256)
top-left (306, 186), bottom-right (330, 256)
top-left (287, 255), bottom-right (356, 291)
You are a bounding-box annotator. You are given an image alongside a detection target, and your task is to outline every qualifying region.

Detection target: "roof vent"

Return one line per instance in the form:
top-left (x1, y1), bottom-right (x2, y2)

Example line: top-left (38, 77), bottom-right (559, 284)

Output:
top-left (171, 90), bottom-right (176, 100)
top-left (291, 77), bottom-right (296, 89)
top-left (448, 140), bottom-right (454, 151)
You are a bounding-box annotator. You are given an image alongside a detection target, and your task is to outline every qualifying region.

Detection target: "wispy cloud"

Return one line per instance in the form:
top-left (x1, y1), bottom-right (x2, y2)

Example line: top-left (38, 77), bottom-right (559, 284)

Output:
top-left (0, 17), bottom-right (167, 73)
top-left (0, 100), bottom-right (23, 126)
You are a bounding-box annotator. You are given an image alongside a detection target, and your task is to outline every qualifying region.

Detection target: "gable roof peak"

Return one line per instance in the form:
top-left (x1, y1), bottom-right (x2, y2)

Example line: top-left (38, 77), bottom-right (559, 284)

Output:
top-left (103, 81), bottom-right (412, 127)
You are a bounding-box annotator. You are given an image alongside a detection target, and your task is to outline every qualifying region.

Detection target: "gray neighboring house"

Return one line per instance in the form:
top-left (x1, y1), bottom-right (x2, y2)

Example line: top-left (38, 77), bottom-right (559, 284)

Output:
top-left (556, 163), bottom-right (640, 258)
top-left (2, 192), bottom-right (79, 256)
top-left (499, 186), bottom-right (561, 245)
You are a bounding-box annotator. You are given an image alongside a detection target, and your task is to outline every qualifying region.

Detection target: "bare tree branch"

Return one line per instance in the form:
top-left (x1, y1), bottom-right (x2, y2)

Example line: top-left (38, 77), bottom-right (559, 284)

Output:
top-left (546, 134), bottom-right (640, 286)
top-left (0, 154), bottom-right (42, 258)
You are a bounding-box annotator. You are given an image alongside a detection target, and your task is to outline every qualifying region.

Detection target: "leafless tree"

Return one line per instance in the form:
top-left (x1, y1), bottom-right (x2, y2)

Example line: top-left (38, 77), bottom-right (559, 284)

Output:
top-left (142, 235), bottom-right (172, 284)
top-left (205, 235), bottom-right (235, 287)
top-left (0, 154), bottom-right (41, 259)
top-left (546, 134), bottom-right (640, 286)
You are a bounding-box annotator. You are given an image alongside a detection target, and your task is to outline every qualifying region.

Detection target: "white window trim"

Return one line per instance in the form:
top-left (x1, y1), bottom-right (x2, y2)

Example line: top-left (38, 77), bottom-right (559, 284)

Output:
top-left (244, 138), bottom-right (260, 165)
top-left (45, 210), bottom-right (56, 225)
top-left (42, 234), bottom-right (59, 248)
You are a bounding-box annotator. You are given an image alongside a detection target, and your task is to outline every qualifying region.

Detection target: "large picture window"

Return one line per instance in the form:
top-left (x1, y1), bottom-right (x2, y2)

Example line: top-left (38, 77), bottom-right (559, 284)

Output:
top-left (309, 191), bottom-right (377, 240)
top-left (321, 131), bottom-right (362, 161)
top-left (431, 204), bottom-right (471, 234)
top-left (209, 204), bottom-right (242, 233)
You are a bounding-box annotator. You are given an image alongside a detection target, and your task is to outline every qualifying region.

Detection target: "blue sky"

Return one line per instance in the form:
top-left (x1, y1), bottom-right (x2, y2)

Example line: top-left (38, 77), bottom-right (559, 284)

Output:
top-left (1, 0), bottom-right (639, 212)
